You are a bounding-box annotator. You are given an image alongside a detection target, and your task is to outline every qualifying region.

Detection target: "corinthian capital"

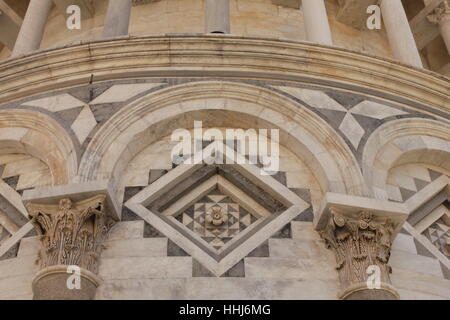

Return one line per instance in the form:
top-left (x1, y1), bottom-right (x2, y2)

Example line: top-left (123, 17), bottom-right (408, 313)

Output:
top-left (319, 207), bottom-right (401, 299)
top-left (428, 1), bottom-right (450, 25)
top-left (27, 195), bottom-right (115, 275)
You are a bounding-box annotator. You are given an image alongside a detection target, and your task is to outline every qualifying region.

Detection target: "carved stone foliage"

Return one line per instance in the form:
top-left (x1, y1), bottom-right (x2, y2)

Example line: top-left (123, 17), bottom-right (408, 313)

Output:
top-left (320, 209), bottom-right (396, 290)
top-left (428, 0), bottom-right (450, 25)
top-left (26, 195), bottom-right (115, 274)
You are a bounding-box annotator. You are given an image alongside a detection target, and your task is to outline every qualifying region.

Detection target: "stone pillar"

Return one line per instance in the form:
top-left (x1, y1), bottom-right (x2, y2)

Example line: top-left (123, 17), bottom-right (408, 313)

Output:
top-left (380, 0), bottom-right (423, 68)
top-left (102, 0), bottom-right (132, 38)
top-left (27, 195), bottom-right (115, 300)
top-left (428, 1), bottom-right (450, 55)
top-left (205, 0), bottom-right (230, 34)
top-left (301, 0), bottom-right (333, 45)
top-left (11, 0), bottom-right (53, 57)
top-left (320, 209), bottom-right (400, 300)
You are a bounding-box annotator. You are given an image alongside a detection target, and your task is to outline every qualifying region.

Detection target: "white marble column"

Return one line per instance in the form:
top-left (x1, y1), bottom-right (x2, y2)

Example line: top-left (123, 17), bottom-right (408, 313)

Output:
top-left (302, 0), bottom-right (333, 45)
top-left (428, 1), bottom-right (450, 55)
top-left (11, 0), bottom-right (53, 57)
top-left (380, 0), bottom-right (423, 68)
top-left (205, 0), bottom-right (230, 34)
top-left (102, 0), bottom-right (132, 38)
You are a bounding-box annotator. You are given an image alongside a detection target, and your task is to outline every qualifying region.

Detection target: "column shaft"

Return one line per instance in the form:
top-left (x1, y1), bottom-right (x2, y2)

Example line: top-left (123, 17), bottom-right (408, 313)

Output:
top-left (302, 0), bottom-right (333, 45)
top-left (380, 0), bottom-right (423, 68)
top-left (11, 0), bottom-right (53, 57)
top-left (205, 0), bottom-right (230, 34)
top-left (102, 0), bottom-right (132, 38)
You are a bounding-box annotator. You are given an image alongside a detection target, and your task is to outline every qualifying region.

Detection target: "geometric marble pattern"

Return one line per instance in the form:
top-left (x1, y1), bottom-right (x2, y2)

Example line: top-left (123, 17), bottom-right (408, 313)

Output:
top-left (22, 93), bottom-right (85, 112)
top-left (125, 142), bottom-right (310, 276)
top-left (423, 216), bottom-right (450, 259)
top-left (70, 105), bottom-right (98, 144)
top-left (386, 165), bottom-right (445, 202)
top-left (21, 82), bottom-right (165, 146)
top-left (90, 83), bottom-right (164, 104)
top-left (272, 86), bottom-right (408, 149)
top-left (339, 113), bottom-right (365, 149)
top-left (0, 154), bottom-right (51, 194)
top-left (176, 188), bottom-right (257, 250)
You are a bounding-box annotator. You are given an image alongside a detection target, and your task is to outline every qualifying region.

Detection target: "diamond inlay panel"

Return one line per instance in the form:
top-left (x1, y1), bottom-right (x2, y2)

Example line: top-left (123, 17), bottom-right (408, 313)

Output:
top-left (125, 142), bottom-right (310, 276)
top-left (176, 189), bottom-right (258, 250)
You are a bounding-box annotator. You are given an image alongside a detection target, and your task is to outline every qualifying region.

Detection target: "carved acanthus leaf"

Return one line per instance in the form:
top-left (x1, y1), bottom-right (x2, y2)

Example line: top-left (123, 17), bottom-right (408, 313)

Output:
top-left (320, 209), bottom-right (397, 289)
top-left (27, 195), bottom-right (115, 274)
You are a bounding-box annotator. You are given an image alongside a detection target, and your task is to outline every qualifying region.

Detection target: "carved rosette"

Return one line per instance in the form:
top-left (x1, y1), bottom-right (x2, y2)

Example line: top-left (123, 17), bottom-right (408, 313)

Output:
top-left (27, 195), bottom-right (115, 275)
top-left (320, 209), bottom-right (399, 299)
top-left (427, 1), bottom-right (450, 25)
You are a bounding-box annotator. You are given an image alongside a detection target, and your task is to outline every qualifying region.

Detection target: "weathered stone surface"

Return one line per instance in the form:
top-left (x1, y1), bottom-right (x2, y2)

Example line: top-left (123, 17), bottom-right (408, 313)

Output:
top-left (244, 257), bottom-right (338, 280)
top-left (98, 257), bottom-right (193, 280)
top-left (108, 221), bottom-right (145, 241)
top-left (268, 238), bottom-right (334, 261)
top-left (102, 238), bottom-right (167, 258)
top-left (16, 236), bottom-right (40, 257)
top-left (96, 278), bottom-right (339, 300)
top-left (291, 221), bottom-right (322, 241)
top-left (0, 256), bottom-right (39, 279)
top-left (0, 274), bottom-right (34, 299)
top-left (391, 267), bottom-right (450, 299)
top-left (389, 249), bottom-right (444, 278)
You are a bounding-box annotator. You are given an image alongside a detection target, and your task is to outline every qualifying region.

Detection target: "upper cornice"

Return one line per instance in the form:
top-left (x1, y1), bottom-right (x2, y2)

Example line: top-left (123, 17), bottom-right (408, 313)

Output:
top-left (0, 34), bottom-right (448, 117)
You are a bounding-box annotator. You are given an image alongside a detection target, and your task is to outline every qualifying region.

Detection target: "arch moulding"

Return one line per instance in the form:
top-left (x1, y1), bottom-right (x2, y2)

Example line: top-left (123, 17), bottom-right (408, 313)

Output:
top-left (0, 109), bottom-right (78, 185)
top-left (79, 81), bottom-right (368, 201)
top-left (362, 118), bottom-right (450, 199)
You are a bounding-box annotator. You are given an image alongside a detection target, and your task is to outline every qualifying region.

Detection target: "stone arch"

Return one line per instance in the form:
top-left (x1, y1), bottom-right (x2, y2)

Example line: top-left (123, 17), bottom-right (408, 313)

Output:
top-left (362, 118), bottom-right (450, 200)
top-left (79, 81), bottom-right (367, 199)
top-left (0, 109), bottom-right (79, 185)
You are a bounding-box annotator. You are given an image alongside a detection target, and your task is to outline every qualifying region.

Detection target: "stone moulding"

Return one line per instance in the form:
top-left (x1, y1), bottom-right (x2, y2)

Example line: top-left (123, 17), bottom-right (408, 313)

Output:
top-left (0, 35), bottom-right (448, 118)
top-left (0, 109), bottom-right (79, 185)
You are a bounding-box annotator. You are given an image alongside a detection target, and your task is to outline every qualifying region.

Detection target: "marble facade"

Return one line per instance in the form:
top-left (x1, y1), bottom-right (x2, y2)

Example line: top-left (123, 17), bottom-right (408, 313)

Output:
top-left (0, 0), bottom-right (448, 300)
